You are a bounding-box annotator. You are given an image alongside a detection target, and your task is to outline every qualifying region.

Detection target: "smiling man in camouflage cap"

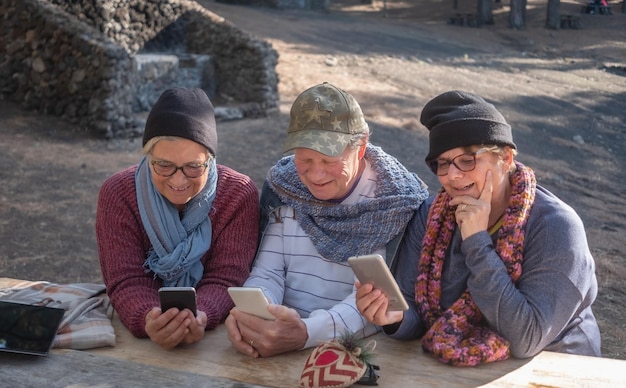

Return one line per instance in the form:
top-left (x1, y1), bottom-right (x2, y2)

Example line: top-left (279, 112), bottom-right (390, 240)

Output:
top-left (225, 82), bottom-right (429, 359)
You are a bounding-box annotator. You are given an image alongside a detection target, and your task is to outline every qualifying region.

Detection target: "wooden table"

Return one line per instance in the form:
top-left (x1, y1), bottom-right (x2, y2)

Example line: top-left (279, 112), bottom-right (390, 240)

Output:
top-left (2, 314), bottom-right (625, 387)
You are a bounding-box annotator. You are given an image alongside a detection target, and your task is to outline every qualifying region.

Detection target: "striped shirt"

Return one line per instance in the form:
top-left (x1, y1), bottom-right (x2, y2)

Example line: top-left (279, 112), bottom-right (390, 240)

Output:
top-left (245, 162), bottom-right (381, 349)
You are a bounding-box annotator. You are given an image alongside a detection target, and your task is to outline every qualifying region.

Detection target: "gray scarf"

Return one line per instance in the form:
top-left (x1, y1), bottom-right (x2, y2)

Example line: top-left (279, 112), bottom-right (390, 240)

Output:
top-left (268, 144), bottom-right (428, 262)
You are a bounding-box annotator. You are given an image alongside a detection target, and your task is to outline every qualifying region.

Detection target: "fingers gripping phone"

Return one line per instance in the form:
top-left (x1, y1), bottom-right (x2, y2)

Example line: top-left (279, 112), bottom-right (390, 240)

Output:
top-left (158, 286), bottom-right (197, 316)
top-left (227, 287), bottom-right (275, 320)
top-left (348, 254), bottom-right (409, 311)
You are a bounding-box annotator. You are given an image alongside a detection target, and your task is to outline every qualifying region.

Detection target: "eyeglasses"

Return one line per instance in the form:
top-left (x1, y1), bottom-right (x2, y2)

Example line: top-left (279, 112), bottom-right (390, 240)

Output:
top-left (428, 148), bottom-right (489, 176)
top-left (150, 159), bottom-right (210, 178)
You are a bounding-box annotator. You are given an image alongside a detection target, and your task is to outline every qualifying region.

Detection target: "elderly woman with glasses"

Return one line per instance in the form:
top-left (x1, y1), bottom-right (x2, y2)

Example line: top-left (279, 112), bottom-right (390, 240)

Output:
top-left (96, 88), bottom-right (259, 349)
top-left (356, 90), bottom-right (601, 366)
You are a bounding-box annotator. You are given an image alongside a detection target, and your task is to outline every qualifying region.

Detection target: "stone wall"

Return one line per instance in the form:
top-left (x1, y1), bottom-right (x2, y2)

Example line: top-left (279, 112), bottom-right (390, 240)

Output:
top-left (0, 0), bottom-right (279, 138)
top-left (0, 0), bottom-right (136, 137)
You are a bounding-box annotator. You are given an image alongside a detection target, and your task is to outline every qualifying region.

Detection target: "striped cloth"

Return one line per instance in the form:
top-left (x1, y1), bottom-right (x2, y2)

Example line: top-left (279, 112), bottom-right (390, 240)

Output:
top-left (0, 277), bottom-right (115, 349)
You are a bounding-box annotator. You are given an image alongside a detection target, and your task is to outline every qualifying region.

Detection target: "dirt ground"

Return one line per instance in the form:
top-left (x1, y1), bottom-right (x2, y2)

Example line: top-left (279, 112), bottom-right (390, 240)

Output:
top-left (0, 0), bottom-right (624, 360)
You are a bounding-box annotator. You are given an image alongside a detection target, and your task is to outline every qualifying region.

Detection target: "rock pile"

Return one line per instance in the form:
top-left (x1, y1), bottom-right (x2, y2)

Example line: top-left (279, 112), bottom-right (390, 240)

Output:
top-left (0, 0), bottom-right (279, 139)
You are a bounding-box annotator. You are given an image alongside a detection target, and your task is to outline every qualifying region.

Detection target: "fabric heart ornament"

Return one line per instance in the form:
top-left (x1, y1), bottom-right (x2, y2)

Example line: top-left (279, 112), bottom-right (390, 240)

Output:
top-left (299, 332), bottom-right (376, 388)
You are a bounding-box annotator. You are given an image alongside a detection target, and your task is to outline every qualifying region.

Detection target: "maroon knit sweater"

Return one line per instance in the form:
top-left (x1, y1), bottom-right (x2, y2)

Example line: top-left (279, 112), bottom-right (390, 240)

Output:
top-left (96, 164), bottom-right (259, 338)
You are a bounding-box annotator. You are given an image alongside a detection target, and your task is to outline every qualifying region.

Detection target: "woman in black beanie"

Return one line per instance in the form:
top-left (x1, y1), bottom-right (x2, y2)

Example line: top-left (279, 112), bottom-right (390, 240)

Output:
top-left (96, 88), bottom-right (259, 349)
top-left (356, 90), bottom-right (601, 365)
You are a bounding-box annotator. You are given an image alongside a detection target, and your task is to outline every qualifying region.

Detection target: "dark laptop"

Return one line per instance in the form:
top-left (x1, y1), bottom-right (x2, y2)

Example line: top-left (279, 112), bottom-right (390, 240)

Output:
top-left (0, 300), bottom-right (65, 356)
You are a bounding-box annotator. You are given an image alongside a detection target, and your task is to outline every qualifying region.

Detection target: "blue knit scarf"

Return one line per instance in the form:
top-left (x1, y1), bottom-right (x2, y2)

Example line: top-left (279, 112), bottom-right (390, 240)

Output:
top-left (135, 156), bottom-right (217, 287)
top-left (267, 144), bottom-right (429, 262)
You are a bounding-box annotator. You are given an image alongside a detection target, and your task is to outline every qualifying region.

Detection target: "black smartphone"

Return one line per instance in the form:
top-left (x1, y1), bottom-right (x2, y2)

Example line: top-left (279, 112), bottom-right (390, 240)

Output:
top-left (158, 287), bottom-right (197, 316)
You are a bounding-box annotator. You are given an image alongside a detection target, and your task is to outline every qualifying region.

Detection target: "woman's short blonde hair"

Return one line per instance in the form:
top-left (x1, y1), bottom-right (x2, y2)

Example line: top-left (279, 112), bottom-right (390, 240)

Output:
top-left (142, 136), bottom-right (211, 160)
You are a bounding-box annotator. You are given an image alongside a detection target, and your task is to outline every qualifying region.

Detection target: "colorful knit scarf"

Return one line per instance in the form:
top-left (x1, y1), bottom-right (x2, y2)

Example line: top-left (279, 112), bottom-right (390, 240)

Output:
top-left (415, 162), bottom-right (536, 366)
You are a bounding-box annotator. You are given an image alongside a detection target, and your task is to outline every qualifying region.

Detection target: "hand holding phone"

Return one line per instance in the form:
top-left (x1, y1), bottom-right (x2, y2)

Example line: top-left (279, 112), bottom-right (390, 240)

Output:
top-left (228, 287), bottom-right (275, 320)
top-left (158, 286), bottom-right (197, 316)
top-left (348, 254), bottom-right (409, 311)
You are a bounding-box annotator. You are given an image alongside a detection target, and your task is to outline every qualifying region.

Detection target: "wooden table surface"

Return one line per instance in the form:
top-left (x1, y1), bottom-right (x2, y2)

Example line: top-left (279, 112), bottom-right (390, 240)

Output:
top-left (2, 276), bottom-right (624, 386)
top-left (2, 313), bottom-right (625, 387)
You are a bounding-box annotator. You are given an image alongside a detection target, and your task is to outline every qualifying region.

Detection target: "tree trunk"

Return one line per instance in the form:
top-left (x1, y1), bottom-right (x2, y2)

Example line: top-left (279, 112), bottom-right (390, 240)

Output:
top-left (546, 0), bottom-right (560, 29)
top-left (509, 0), bottom-right (527, 29)
top-left (477, 0), bottom-right (494, 25)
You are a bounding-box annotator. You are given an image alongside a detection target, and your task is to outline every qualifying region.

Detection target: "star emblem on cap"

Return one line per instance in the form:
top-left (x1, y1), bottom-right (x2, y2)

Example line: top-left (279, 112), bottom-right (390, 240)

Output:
top-left (301, 97), bottom-right (331, 125)
top-left (330, 118), bottom-right (343, 131)
top-left (319, 131), bottom-right (332, 142)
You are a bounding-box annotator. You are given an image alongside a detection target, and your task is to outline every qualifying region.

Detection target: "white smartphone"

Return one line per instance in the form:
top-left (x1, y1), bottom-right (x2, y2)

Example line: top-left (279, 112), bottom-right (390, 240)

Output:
top-left (227, 287), bottom-right (275, 320)
top-left (348, 254), bottom-right (409, 311)
top-left (158, 286), bottom-right (197, 316)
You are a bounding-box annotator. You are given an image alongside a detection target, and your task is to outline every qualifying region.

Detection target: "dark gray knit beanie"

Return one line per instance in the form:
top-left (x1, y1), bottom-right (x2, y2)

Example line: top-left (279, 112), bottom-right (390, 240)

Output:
top-left (420, 90), bottom-right (516, 162)
top-left (143, 88), bottom-right (218, 156)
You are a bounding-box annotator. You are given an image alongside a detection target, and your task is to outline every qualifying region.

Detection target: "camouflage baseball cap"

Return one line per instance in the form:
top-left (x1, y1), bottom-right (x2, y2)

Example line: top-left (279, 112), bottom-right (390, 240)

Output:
top-left (283, 82), bottom-right (369, 157)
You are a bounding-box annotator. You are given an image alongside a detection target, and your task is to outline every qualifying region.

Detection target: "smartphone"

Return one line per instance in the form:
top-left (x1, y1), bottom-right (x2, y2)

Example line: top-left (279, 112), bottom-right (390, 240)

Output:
top-left (348, 254), bottom-right (409, 311)
top-left (227, 287), bottom-right (275, 320)
top-left (158, 286), bottom-right (197, 316)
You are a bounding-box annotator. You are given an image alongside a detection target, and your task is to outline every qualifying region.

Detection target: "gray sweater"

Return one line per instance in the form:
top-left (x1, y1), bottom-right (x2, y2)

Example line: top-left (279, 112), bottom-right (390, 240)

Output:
top-left (391, 185), bottom-right (601, 358)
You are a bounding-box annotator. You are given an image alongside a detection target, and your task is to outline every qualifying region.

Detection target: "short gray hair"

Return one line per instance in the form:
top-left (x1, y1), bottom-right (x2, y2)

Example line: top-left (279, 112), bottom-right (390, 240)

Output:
top-left (347, 133), bottom-right (369, 151)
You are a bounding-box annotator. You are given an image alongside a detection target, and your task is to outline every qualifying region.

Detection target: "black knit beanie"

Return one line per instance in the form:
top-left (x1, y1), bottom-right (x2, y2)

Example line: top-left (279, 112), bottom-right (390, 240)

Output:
top-left (420, 90), bottom-right (515, 162)
top-left (143, 88), bottom-right (218, 156)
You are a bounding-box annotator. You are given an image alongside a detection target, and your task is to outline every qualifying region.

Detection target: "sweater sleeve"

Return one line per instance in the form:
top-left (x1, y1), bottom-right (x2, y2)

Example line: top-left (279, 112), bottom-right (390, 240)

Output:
top-left (386, 198), bottom-right (431, 340)
top-left (96, 166), bottom-right (158, 338)
top-left (194, 165), bottom-right (259, 330)
top-left (464, 188), bottom-right (600, 358)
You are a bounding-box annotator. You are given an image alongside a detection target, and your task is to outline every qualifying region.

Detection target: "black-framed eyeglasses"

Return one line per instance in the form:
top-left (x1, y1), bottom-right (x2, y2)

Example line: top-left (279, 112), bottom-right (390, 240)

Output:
top-left (150, 159), bottom-right (210, 178)
top-left (427, 148), bottom-right (489, 176)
